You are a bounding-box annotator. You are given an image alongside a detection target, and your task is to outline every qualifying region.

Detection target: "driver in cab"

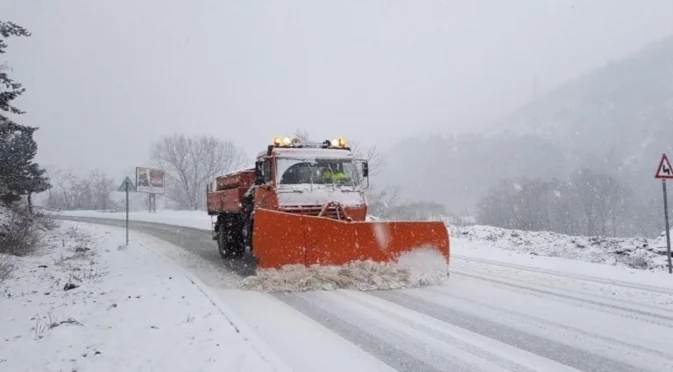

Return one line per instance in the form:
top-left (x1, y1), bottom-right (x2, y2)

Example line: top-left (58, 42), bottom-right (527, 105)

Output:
top-left (321, 167), bottom-right (348, 185)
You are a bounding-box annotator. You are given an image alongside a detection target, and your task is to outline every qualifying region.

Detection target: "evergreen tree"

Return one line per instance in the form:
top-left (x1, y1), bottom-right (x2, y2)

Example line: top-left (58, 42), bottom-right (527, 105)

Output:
top-left (1, 21), bottom-right (30, 116)
top-left (0, 21), bottom-right (50, 208)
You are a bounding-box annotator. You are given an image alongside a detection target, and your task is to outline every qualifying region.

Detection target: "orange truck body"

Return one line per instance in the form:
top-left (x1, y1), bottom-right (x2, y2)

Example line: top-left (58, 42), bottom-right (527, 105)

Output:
top-left (206, 137), bottom-right (450, 270)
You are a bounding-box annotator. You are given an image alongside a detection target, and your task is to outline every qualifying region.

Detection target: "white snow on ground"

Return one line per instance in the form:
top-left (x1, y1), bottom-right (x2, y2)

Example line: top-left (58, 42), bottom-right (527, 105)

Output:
top-left (59, 209), bottom-right (212, 231)
top-left (450, 224), bottom-right (673, 271)
top-left (57, 209), bottom-right (673, 277)
top-left (0, 221), bottom-right (288, 372)
top-left (241, 248), bottom-right (448, 292)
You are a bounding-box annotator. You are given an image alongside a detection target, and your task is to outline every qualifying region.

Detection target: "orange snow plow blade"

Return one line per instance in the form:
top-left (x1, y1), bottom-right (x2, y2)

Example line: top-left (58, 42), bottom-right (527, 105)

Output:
top-left (252, 208), bottom-right (450, 269)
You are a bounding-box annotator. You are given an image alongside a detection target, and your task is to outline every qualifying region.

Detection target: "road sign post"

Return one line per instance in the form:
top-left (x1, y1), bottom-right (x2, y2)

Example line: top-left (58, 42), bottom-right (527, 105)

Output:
top-left (655, 153), bottom-right (673, 274)
top-left (117, 177), bottom-right (137, 247)
top-left (126, 181), bottom-right (129, 245)
top-left (663, 180), bottom-right (671, 274)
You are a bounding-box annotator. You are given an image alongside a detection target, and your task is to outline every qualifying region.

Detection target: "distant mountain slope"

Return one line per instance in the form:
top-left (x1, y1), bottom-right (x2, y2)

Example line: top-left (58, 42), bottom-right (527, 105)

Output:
top-left (495, 34), bottom-right (673, 179)
top-left (381, 34), bottom-right (673, 231)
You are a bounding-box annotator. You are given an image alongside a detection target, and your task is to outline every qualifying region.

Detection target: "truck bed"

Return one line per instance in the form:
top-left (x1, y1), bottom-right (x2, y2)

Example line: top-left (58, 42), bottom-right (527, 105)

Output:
top-left (207, 169), bottom-right (255, 215)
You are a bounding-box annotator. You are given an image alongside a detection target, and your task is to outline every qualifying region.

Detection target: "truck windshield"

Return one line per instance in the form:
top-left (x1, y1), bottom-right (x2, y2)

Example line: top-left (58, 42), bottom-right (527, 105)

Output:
top-left (276, 157), bottom-right (359, 187)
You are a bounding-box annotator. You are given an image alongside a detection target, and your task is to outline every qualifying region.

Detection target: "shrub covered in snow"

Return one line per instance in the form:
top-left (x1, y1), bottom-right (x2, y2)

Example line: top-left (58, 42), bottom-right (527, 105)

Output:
top-left (0, 205), bottom-right (56, 256)
top-left (1, 206), bottom-right (39, 255)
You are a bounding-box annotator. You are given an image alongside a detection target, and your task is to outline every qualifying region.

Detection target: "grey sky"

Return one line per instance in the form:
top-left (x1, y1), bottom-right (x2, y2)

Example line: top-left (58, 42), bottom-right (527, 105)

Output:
top-left (3, 0), bottom-right (673, 178)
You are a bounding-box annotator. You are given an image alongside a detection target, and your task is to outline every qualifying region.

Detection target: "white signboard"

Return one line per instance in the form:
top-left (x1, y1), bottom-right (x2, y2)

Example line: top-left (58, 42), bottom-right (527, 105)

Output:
top-left (136, 167), bottom-right (165, 194)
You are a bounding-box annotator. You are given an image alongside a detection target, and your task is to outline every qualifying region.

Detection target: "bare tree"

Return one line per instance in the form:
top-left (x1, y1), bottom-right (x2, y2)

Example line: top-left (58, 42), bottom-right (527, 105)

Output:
top-left (571, 168), bottom-right (630, 236)
top-left (366, 185), bottom-right (402, 218)
top-left (45, 168), bottom-right (118, 211)
top-left (349, 141), bottom-right (384, 176)
top-left (150, 134), bottom-right (248, 210)
top-left (477, 170), bottom-right (633, 237)
top-left (89, 169), bottom-right (117, 210)
top-left (289, 129), bottom-right (399, 218)
top-left (386, 200), bottom-right (446, 220)
top-left (293, 128), bottom-right (311, 142)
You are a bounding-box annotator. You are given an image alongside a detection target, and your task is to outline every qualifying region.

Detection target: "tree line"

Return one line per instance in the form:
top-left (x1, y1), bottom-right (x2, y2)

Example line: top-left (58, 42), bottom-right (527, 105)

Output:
top-left (476, 167), bottom-right (640, 237)
top-left (43, 135), bottom-right (248, 212)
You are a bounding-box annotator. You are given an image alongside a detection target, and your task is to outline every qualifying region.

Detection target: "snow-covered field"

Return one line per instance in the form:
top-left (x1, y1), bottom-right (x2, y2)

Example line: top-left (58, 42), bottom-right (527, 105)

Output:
top-left (58, 209), bottom-right (673, 273)
top-left (0, 220), bottom-right (289, 372)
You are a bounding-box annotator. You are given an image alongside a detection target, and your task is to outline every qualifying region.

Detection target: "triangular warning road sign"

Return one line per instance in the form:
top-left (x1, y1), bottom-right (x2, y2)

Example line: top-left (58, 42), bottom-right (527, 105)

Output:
top-left (655, 153), bottom-right (673, 179)
top-left (117, 176), bottom-right (137, 192)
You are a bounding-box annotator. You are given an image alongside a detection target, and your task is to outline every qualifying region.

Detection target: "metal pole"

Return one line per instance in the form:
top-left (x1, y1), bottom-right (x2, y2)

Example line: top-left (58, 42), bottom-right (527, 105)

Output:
top-left (126, 182), bottom-right (129, 246)
top-left (663, 179), bottom-right (672, 274)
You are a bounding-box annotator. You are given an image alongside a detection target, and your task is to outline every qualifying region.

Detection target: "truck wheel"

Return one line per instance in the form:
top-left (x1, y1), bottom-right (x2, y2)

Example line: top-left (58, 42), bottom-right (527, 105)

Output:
top-left (217, 228), bottom-right (234, 259)
top-left (230, 241), bottom-right (245, 258)
top-left (217, 215), bottom-right (245, 259)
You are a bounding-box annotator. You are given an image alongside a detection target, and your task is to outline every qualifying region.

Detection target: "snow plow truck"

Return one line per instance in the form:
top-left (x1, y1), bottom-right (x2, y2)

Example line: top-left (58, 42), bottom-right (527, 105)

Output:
top-left (206, 136), bottom-right (450, 270)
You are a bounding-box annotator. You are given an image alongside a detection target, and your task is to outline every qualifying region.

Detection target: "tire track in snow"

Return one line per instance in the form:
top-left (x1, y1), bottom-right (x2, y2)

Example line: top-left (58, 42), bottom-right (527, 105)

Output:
top-left (416, 283), bottom-right (673, 367)
top-left (325, 290), bottom-right (579, 372)
top-left (451, 255), bottom-right (673, 295)
top-left (449, 269), bottom-right (673, 326)
top-left (450, 265), bottom-right (673, 315)
top-left (272, 292), bottom-right (453, 372)
top-left (369, 290), bottom-right (651, 372)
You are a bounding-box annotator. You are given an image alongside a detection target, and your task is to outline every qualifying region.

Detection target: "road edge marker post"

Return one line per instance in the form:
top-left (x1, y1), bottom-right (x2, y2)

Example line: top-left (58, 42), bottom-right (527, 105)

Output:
top-left (655, 153), bottom-right (673, 274)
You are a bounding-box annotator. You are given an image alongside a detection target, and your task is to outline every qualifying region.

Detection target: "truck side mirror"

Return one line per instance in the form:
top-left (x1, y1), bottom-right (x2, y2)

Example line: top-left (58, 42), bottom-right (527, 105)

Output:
top-left (362, 161), bottom-right (369, 178)
top-left (254, 161), bottom-right (264, 185)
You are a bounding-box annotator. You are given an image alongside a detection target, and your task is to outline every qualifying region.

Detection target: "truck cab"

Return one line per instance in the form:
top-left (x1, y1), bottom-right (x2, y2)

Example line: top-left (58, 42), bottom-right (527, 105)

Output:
top-left (207, 135), bottom-right (448, 269)
top-left (206, 136), bottom-right (370, 259)
top-left (252, 137), bottom-right (370, 221)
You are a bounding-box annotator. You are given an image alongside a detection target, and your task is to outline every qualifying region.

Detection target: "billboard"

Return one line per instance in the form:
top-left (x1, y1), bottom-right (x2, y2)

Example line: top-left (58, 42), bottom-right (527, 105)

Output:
top-left (136, 167), bottom-right (165, 194)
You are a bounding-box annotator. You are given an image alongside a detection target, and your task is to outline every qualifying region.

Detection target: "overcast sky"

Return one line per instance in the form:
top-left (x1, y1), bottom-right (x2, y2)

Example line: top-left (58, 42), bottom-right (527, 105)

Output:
top-left (2, 0), bottom-right (673, 178)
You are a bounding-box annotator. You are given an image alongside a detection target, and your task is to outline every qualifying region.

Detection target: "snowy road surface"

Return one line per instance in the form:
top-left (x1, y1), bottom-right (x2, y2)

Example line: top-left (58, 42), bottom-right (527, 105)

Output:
top-left (57, 215), bottom-right (673, 372)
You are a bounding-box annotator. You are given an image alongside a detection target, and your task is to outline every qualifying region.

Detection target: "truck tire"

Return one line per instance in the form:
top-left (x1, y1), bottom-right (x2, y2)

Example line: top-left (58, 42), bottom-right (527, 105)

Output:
top-left (217, 214), bottom-right (245, 259)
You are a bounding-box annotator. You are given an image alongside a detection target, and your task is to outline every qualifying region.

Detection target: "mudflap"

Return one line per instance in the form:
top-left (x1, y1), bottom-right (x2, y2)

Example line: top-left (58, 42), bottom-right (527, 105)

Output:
top-left (252, 208), bottom-right (450, 270)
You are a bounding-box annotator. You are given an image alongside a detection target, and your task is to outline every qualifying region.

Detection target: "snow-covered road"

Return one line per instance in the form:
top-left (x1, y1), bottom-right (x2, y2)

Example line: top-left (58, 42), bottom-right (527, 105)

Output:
top-left (56, 214), bottom-right (673, 372)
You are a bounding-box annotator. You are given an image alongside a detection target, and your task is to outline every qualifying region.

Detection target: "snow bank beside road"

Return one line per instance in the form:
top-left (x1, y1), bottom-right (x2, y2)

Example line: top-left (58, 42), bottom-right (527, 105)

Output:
top-left (0, 221), bottom-right (284, 372)
top-left (451, 224), bottom-right (671, 271)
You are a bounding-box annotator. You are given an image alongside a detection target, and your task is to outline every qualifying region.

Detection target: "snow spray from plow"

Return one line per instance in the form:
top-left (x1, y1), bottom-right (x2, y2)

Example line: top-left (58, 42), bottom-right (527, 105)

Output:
top-left (241, 246), bottom-right (449, 292)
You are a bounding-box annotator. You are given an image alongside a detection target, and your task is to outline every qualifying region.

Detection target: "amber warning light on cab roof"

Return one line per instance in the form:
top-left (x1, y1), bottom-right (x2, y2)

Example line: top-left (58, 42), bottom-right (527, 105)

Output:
top-left (271, 136), bottom-right (349, 149)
